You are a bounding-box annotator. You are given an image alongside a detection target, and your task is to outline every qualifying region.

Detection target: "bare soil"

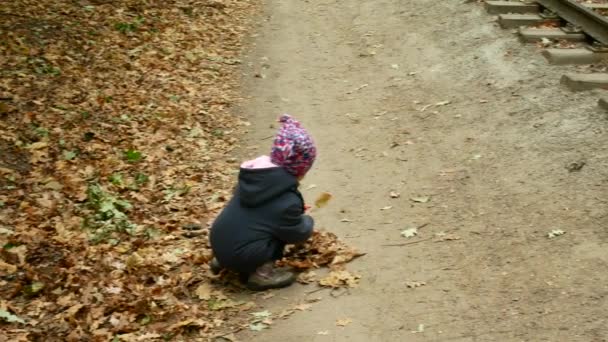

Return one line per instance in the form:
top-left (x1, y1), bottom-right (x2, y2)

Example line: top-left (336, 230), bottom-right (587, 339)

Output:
top-left (235, 0), bottom-right (608, 341)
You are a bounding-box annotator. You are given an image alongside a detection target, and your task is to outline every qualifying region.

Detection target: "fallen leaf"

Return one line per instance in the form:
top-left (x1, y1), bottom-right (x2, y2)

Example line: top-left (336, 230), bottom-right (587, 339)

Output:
top-left (305, 184), bottom-right (318, 190)
top-left (195, 283), bottom-right (213, 300)
top-left (336, 318), bottom-right (353, 327)
top-left (314, 192), bottom-right (333, 208)
top-left (318, 331), bottom-right (330, 335)
top-left (249, 323), bottom-right (269, 331)
top-left (566, 161), bottom-right (585, 172)
top-left (390, 191), bottom-right (400, 198)
top-left (401, 228), bottom-right (418, 238)
top-left (435, 232), bottom-right (461, 241)
top-left (380, 206), bottom-right (393, 211)
top-left (391, 64), bottom-right (399, 70)
top-left (319, 269), bottom-right (360, 288)
top-left (548, 229), bottom-right (565, 239)
top-left (405, 281), bottom-right (426, 288)
top-left (278, 309), bottom-right (295, 319)
top-left (410, 196), bottom-right (430, 203)
top-left (0, 309), bottom-right (26, 324)
top-left (297, 271), bottom-right (317, 284)
top-left (27, 141), bottom-right (48, 150)
top-left (251, 310), bottom-right (272, 319)
top-left (294, 303), bottom-right (313, 311)
top-left (0, 260), bottom-right (17, 274)
top-left (261, 292), bottom-right (275, 300)
top-left (412, 323), bottom-right (425, 333)
top-left (435, 100), bottom-right (451, 106)
top-left (340, 218), bottom-right (353, 223)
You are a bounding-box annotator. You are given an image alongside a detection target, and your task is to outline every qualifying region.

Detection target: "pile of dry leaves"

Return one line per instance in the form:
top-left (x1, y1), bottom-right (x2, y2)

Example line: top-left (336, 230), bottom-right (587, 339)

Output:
top-left (0, 0), bottom-right (361, 340)
top-left (279, 230), bottom-right (364, 288)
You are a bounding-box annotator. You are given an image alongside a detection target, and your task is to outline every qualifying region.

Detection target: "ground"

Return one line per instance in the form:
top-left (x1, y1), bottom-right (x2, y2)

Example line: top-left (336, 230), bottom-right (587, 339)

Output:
top-left (235, 0), bottom-right (608, 341)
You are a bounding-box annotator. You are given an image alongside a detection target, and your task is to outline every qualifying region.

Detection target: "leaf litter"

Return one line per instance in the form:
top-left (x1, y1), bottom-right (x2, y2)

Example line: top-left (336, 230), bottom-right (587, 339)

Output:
top-left (0, 0), bottom-right (339, 340)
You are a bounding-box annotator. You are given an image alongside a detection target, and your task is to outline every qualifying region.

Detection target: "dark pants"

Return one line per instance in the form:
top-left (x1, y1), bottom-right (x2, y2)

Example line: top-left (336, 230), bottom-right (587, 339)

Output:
top-left (219, 239), bottom-right (285, 279)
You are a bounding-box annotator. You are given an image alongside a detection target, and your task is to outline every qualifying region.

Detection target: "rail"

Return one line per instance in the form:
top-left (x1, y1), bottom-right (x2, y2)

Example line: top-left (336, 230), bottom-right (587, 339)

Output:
top-left (536, 0), bottom-right (608, 45)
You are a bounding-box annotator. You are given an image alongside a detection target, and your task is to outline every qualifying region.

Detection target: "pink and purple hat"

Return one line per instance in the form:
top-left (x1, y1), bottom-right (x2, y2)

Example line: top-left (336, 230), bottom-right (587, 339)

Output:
top-left (270, 114), bottom-right (316, 178)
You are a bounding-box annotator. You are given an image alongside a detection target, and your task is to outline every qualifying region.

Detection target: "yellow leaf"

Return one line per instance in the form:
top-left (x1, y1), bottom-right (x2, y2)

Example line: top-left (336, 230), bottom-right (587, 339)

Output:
top-left (314, 192), bottom-right (333, 209)
top-left (336, 318), bottom-right (352, 327)
top-left (27, 141), bottom-right (48, 150)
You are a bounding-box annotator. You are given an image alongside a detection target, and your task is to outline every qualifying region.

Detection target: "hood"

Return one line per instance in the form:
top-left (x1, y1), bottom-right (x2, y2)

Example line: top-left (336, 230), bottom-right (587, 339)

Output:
top-left (237, 157), bottom-right (298, 207)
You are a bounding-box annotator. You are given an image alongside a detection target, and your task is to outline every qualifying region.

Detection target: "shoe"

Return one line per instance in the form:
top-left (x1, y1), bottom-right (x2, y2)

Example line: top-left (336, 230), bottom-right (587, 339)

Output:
top-left (210, 258), bottom-right (222, 275)
top-left (246, 262), bottom-right (296, 291)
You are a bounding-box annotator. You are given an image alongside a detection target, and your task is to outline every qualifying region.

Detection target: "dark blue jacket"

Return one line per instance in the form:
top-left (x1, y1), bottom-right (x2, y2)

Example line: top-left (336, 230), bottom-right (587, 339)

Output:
top-left (209, 166), bottom-right (314, 273)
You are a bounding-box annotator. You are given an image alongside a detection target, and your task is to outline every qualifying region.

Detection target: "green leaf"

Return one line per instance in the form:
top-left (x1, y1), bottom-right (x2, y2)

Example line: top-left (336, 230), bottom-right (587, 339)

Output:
top-left (140, 315), bottom-right (152, 325)
top-left (134, 173), bottom-right (149, 185)
top-left (34, 126), bottom-right (49, 137)
top-left (3, 242), bottom-right (19, 250)
top-left (63, 150), bottom-right (77, 160)
top-left (108, 173), bottom-right (123, 186)
top-left (0, 309), bottom-right (25, 324)
top-left (23, 281), bottom-right (45, 296)
top-left (114, 199), bottom-right (132, 210)
top-left (124, 149), bottom-right (143, 163)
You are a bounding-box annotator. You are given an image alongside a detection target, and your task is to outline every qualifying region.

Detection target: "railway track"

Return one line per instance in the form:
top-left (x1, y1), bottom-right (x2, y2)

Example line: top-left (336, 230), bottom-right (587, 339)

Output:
top-left (483, 0), bottom-right (608, 108)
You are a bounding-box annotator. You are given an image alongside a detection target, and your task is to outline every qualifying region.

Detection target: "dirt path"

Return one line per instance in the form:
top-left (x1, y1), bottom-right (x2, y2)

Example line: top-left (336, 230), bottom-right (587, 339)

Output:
top-left (235, 0), bottom-right (608, 340)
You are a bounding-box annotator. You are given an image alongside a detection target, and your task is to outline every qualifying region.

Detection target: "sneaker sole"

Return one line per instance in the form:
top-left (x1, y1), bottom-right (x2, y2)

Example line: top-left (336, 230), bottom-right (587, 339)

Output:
top-left (246, 276), bottom-right (296, 291)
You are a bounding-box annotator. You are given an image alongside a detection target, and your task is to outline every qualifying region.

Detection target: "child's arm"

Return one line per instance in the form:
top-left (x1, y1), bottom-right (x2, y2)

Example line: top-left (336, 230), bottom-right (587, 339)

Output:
top-left (274, 204), bottom-right (314, 244)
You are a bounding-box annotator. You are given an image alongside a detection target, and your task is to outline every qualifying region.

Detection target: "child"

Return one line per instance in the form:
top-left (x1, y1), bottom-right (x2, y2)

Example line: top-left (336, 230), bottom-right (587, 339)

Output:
top-left (209, 114), bottom-right (316, 291)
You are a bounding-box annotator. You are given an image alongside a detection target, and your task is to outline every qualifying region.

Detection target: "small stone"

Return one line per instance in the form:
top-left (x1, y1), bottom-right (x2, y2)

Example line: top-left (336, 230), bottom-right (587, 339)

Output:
top-left (182, 223), bottom-right (203, 231)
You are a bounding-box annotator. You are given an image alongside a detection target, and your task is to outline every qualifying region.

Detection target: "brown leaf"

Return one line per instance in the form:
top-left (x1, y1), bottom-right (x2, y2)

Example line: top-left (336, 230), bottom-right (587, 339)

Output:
top-left (319, 269), bottom-right (360, 288)
top-left (293, 303), bottom-right (313, 311)
top-left (297, 271), bottom-right (317, 284)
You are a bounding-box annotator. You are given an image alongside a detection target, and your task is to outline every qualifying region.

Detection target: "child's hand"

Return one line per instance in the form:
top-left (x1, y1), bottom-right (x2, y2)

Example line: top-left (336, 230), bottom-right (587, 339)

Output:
top-left (304, 204), bottom-right (311, 213)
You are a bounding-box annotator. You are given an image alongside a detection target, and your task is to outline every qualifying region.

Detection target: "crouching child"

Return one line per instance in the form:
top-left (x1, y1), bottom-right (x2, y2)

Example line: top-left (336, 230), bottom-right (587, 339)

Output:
top-left (209, 114), bottom-right (316, 290)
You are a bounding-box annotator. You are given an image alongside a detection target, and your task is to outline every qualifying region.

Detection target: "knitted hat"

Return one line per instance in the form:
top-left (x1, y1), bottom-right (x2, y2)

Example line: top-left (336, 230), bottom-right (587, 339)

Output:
top-left (270, 114), bottom-right (316, 178)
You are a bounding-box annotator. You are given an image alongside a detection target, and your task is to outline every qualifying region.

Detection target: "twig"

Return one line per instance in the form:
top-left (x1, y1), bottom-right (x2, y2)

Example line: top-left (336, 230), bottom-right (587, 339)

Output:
top-left (330, 288), bottom-right (350, 298)
top-left (416, 222), bottom-right (430, 230)
top-left (260, 135), bottom-right (274, 140)
top-left (305, 287), bottom-right (328, 295)
top-left (382, 236), bottom-right (433, 247)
